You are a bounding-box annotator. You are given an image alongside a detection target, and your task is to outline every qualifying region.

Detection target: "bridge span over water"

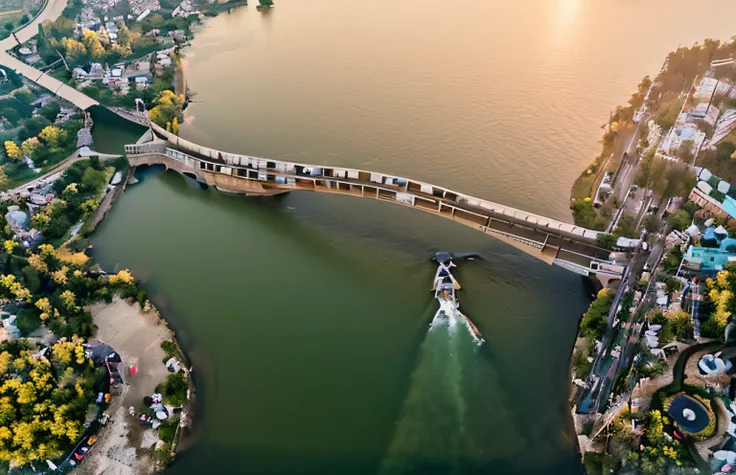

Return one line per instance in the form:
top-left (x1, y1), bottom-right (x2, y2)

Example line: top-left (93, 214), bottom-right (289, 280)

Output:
top-left (2, 0), bottom-right (627, 284)
top-left (125, 123), bottom-right (627, 286)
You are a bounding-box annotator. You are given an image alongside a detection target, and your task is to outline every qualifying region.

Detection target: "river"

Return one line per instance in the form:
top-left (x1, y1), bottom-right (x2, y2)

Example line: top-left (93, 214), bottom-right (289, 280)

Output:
top-left (90, 0), bottom-right (736, 474)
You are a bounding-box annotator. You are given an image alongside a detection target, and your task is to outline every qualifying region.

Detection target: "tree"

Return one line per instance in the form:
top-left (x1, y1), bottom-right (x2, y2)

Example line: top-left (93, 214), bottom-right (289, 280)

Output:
top-left (677, 140), bottom-right (695, 163)
top-left (3, 23), bottom-right (13, 32)
top-left (148, 90), bottom-right (185, 128)
top-left (3, 142), bottom-right (20, 161)
top-left (596, 234), bottom-right (617, 250)
top-left (60, 37), bottom-right (87, 65)
top-left (18, 116), bottom-right (51, 142)
top-left (82, 30), bottom-right (105, 60)
top-left (668, 209), bottom-right (692, 233)
top-left (38, 126), bottom-right (65, 148)
top-left (38, 101), bottom-right (61, 122)
top-left (117, 23), bottom-right (139, 48)
top-left (0, 340), bottom-right (97, 466)
top-left (0, 167), bottom-right (8, 191)
top-left (614, 214), bottom-right (638, 238)
top-left (580, 289), bottom-right (613, 340)
top-left (81, 167), bottom-right (107, 192)
top-left (20, 138), bottom-right (39, 159)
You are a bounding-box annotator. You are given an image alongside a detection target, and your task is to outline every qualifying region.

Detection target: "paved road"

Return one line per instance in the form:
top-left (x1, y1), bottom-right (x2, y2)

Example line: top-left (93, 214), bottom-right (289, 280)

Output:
top-left (8, 152), bottom-right (81, 194)
top-left (0, 0), bottom-right (99, 110)
top-left (0, 0), bottom-right (68, 51)
top-left (8, 149), bottom-right (121, 194)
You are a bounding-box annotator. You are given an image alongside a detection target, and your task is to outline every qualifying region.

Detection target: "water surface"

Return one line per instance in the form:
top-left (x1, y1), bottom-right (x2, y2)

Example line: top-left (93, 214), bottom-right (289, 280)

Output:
top-left (92, 1), bottom-right (736, 473)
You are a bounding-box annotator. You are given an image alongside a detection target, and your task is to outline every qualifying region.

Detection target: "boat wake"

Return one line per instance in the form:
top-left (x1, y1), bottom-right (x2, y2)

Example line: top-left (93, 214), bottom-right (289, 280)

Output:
top-left (377, 255), bottom-right (484, 474)
top-left (430, 254), bottom-right (483, 344)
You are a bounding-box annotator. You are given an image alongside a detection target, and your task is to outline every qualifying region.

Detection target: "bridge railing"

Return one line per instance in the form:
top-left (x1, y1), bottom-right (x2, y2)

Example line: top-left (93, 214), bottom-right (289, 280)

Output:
top-left (141, 122), bottom-right (610, 245)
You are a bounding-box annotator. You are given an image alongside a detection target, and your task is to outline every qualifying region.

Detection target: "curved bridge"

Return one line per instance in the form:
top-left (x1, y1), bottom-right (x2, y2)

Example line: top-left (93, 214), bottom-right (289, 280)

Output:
top-left (125, 123), bottom-right (626, 286)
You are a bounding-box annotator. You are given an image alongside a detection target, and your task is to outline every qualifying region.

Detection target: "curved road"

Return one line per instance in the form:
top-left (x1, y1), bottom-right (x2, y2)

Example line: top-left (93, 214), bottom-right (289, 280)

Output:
top-left (0, 0), bottom-right (99, 110)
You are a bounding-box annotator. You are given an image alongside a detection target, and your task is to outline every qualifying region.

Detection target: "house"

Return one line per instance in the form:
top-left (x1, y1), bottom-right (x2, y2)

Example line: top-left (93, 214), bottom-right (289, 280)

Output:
top-left (135, 76), bottom-right (149, 90)
top-left (659, 123), bottom-right (705, 158)
top-left (683, 238), bottom-right (736, 273)
top-left (74, 63), bottom-right (104, 81)
top-left (688, 102), bottom-right (720, 126)
top-left (157, 56), bottom-right (172, 67)
top-left (694, 77), bottom-right (719, 102)
top-left (103, 66), bottom-right (125, 85)
top-left (168, 29), bottom-right (186, 42)
top-left (137, 9), bottom-right (151, 21)
top-left (5, 207), bottom-right (29, 233)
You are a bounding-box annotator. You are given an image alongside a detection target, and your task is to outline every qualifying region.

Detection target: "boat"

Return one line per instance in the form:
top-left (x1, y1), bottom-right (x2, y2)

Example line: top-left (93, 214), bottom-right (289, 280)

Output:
top-left (432, 253), bottom-right (484, 343)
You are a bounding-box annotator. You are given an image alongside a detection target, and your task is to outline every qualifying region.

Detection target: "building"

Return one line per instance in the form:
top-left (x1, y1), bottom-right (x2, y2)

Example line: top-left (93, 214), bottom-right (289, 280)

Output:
top-left (688, 102), bottom-right (720, 126)
top-left (683, 237), bottom-right (736, 273)
top-left (659, 124), bottom-right (705, 157)
top-left (694, 77), bottom-right (719, 102)
top-left (689, 168), bottom-right (736, 220)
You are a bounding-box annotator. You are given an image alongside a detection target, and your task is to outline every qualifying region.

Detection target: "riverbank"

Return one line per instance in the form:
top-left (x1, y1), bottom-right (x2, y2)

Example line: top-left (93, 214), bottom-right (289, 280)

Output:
top-left (79, 166), bottom-right (194, 474)
top-left (77, 297), bottom-right (177, 475)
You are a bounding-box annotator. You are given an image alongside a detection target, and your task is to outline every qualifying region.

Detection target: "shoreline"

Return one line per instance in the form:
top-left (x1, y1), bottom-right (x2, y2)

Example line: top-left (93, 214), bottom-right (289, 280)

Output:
top-left (86, 166), bottom-right (199, 473)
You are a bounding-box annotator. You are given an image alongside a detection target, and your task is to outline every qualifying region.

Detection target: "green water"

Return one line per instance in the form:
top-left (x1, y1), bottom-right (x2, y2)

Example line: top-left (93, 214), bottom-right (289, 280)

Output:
top-left (86, 0), bottom-right (736, 472)
top-left (88, 105), bottom-right (146, 154)
top-left (91, 169), bottom-right (590, 474)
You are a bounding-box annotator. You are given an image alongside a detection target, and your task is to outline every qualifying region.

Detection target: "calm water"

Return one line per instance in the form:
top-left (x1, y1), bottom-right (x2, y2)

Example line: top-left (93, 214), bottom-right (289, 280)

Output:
top-left (91, 1), bottom-right (736, 473)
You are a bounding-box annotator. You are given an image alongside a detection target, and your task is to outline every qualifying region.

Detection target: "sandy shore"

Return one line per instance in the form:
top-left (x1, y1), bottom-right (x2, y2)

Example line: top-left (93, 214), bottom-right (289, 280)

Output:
top-left (76, 297), bottom-right (175, 475)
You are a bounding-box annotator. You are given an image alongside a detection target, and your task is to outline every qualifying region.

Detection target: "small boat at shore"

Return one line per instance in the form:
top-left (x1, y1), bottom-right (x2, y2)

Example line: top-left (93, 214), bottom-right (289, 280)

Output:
top-left (431, 253), bottom-right (484, 343)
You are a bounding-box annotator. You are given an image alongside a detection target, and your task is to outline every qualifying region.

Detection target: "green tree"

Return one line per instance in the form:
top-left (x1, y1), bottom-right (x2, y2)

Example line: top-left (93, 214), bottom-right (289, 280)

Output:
top-left (38, 101), bottom-right (61, 122)
top-left (668, 209), bottom-right (692, 233)
top-left (580, 289), bottom-right (613, 340)
top-left (614, 214), bottom-right (638, 238)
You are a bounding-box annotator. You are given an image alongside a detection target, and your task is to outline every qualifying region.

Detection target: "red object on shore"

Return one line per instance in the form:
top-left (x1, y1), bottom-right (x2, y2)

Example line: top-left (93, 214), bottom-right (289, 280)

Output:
top-left (129, 365), bottom-right (137, 376)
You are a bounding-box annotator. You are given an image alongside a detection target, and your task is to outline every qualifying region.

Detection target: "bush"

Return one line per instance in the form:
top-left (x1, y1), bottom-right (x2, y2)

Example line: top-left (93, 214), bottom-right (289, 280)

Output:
top-left (668, 209), bottom-right (692, 233)
top-left (161, 340), bottom-right (177, 360)
top-left (159, 373), bottom-right (187, 406)
top-left (584, 452), bottom-right (620, 475)
top-left (157, 418), bottom-right (178, 443)
top-left (580, 290), bottom-right (614, 341)
top-left (15, 307), bottom-right (42, 336)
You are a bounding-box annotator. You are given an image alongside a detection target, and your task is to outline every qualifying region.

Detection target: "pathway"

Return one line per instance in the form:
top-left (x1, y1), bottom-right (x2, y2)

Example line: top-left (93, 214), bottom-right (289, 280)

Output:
top-left (0, 0), bottom-right (100, 110)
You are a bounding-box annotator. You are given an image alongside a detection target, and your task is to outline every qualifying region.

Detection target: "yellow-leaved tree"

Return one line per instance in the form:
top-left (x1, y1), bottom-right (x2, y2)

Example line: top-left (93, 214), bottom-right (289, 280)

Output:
top-left (109, 269), bottom-right (134, 285)
top-left (60, 37), bottom-right (87, 64)
top-left (0, 341), bottom-right (95, 466)
top-left (82, 30), bottom-right (105, 60)
top-left (20, 137), bottom-right (40, 159)
top-left (148, 90), bottom-right (185, 130)
top-left (38, 126), bottom-right (65, 148)
top-left (0, 166), bottom-right (8, 191)
top-left (3, 141), bottom-right (21, 161)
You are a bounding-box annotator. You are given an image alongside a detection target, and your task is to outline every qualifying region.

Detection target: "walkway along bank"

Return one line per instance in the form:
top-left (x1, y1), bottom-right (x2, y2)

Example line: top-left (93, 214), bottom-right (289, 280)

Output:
top-left (125, 122), bottom-right (628, 287)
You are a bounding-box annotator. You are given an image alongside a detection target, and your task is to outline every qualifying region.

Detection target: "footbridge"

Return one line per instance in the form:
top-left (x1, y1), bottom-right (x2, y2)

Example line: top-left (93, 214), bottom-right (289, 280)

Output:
top-left (126, 123), bottom-right (627, 286)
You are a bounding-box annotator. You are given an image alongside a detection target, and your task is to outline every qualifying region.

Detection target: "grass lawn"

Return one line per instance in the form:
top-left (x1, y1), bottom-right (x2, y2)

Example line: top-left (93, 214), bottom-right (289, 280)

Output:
top-left (6, 166), bottom-right (40, 189)
top-left (571, 170), bottom-right (597, 201)
top-left (48, 68), bottom-right (71, 82)
top-left (0, 11), bottom-right (25, 40)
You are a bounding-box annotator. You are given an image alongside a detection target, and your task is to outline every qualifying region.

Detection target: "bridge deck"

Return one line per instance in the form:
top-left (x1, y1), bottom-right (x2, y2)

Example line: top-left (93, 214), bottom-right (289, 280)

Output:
top-left (127, 125), bottom-right (619, 271)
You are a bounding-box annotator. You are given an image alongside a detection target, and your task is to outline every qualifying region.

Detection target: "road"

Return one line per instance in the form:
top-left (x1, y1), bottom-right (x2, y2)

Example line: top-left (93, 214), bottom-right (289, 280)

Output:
top-left (0, 0), bottom-right (99, 110)
top-left (8, 148), bottom-right (122, 194)
top-left (0, 0), bottom-right (69, 50)
top-left (8, 151), bottom-right (81, 194)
